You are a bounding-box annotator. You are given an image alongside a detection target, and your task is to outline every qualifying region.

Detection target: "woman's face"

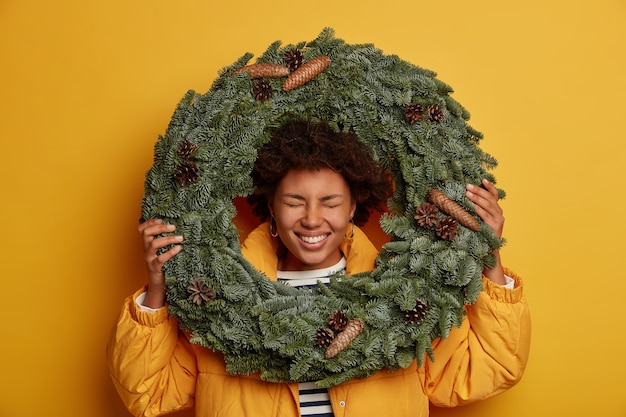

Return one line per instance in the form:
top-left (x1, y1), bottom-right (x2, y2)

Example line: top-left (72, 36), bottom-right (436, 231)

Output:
top-left (270, 167), bottom-right (356, 271)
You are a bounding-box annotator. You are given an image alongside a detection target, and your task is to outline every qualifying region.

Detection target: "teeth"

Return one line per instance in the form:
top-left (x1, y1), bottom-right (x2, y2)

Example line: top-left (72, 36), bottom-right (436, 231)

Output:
top-left (300, 234), bottom-right (327, 244)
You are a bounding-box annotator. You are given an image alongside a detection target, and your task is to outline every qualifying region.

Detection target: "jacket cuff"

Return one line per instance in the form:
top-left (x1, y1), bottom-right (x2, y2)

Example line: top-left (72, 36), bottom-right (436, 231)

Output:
top-left (481, 267), bottom-right (524, 304)
top-left (128, 288), bottom-right (170, 327)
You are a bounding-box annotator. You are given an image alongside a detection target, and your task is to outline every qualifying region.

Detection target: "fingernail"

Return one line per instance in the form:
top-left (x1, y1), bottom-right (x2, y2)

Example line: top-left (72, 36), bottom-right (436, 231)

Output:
top-left (166, 224), bottom-right (176, 231)
top-left (466, 183), bottom-right (475, 190)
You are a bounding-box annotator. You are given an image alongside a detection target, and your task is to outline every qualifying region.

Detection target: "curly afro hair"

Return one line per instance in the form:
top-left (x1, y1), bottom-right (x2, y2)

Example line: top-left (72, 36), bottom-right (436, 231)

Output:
top-left (248, 118), bottom-right (392, 226)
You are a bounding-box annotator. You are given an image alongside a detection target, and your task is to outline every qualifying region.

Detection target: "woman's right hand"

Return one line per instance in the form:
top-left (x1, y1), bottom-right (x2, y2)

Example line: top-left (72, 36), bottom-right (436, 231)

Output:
top-left (138, 218), bottom-right (184, 309)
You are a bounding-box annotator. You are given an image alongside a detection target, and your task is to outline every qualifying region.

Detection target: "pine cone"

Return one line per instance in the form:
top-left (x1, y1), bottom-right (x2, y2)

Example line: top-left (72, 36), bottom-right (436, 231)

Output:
top-left (403, 299), bottom-right (427, 324)
top-left (404, 103), bottom-right (424, 124)
top-left (187, 277), bottom-right (216, 305)
top-left (435, 216), bottom-right (459, 241)
top-left (174, 161), bottom-right (199, 186)
top-left (325, 318), bottom-right (365, 358)
top-left (428, 189), bottom-right (480, 231)
top-left (233, 63), bottom-right (290, 79)
top-left (253, 80), bottom-right (273, 101)
top-left (284, 49), bottom-right (304, 72)
top-left (328, 311), bottom-right (349, 332)
top-left (415, 203), bottom-right (439, 228)
top-left (177, 140), bottom-right (198, 160)
top-left (282, 56), bottom-right (331, 92)
top-left (314, 327), bottom-right (335, 348)
top-left (427, 104), bottom-right (444, 123)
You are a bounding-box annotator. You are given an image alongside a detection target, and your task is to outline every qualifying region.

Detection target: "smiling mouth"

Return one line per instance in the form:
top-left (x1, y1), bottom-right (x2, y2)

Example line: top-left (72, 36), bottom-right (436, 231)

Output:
top-left (298, 234), bottom-right (329, 244)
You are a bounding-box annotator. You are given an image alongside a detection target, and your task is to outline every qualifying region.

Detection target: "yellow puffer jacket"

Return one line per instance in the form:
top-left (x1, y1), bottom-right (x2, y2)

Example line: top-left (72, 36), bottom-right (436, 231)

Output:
top-left (107, 223), bottom-right (531, 417)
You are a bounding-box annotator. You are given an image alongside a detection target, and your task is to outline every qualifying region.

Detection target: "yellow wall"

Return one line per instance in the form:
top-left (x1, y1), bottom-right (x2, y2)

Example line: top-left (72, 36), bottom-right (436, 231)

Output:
top-left (1, 1), bottom-right (625, 416)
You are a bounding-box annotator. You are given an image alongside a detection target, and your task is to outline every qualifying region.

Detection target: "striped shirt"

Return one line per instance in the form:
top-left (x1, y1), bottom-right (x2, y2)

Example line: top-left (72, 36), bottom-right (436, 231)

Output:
top-left (277, 258), bottom-right (346, 417)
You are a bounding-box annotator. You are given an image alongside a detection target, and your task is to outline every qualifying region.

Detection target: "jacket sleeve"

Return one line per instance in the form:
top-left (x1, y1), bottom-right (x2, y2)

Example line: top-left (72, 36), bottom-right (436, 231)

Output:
top-left (106, 289), bottom-right (198, 417)
top-left (420, 269), bottom-right (531, 407)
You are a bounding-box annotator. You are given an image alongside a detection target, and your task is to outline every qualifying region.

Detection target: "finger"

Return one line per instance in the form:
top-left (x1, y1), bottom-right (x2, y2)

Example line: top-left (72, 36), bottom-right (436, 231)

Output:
top-left (144, 224), bottom-right (176, 239)
top-left (466, 184), bottom-right (491, 211)
top-left (468, 181), bottom-right (501, 210)
top-left (146, 234), bottom-right (184, 257)
top-left (465, 181), bottom-right (502, 221)
top-left (140, 222), bottom-right (178, 249)
top-left (466, 182), bottom-right (504, 233)
top-left (146, 241), bottom-right (184, 273)
top-left (480, 178), bottom-right (499, 199)
top-left (138, 218), bottom-right (163, 234)
top-left (466, 181), bottom-right (497, 203)
top-left (139, 219), bottom-right (177, 237)
top-left (153, 244), bottom-right (183, 266)
top-left (470, 193), bottom-right (502, 221)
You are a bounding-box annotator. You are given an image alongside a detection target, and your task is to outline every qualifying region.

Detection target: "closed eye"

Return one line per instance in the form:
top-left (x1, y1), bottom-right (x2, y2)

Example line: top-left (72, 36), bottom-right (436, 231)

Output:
top-left (282, 195), bottom-right (305, 207)
top-left (320, 195), bottom-right (344, 208)
top-left (280, 194), bottom-right (345, 208)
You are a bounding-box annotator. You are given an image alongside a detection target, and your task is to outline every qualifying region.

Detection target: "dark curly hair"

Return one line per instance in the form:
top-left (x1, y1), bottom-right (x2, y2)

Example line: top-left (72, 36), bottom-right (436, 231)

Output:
top-left (248, 118), bottom-right (392, 226)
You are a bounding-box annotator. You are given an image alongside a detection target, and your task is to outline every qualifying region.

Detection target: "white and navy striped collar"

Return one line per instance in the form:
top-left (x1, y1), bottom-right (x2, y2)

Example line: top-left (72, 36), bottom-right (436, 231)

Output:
top-left (277, 257), bottom-right (346, 280)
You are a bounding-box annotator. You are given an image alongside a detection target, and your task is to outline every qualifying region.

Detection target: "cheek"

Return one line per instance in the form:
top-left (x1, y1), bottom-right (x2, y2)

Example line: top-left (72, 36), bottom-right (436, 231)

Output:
top-left (274, 209), bottom-right (298, 229)
top-left (331, 209), bottom-right (354, 228)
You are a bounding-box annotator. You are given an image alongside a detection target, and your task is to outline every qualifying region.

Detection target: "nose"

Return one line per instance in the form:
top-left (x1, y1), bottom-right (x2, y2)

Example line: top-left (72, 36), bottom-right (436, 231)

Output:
top-left (301, 205), bottom-right (323, 228)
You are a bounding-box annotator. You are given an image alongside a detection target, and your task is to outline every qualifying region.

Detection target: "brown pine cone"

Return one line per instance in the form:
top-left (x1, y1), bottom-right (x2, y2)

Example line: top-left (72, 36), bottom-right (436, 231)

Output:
top-left (174, 161), bottom-right (199, 186)
top-left (187, 278), bottom-right (216, 305)
top-left (403, 299), bottom-right (427, 324)
top-left (282, 56), bottom-right (331, 92)
top-left (233, 63), bottom-right (290, 79)
top-left (428, 189), bottom-right (480, 231)
top-left (284, 49), bottom-right (304, 72)
top-left (177, 140), bottom-right (198, 160)
top-left (435, 216), bottom-right (459, 241)
top-left (253, 80), bottom-right (273, 101)
top-left (314, 328), bottom-right (335, 348)
top-left (404, 103), bottom-right (424, 124)
top-left (325, 318), bottom-right (365, 358)
top-left (415, 203), bottom-right (439, 229)
top-left (427, 104), bottom-right (444, 123)
top-left (328, 311), bottom-right (349, 332)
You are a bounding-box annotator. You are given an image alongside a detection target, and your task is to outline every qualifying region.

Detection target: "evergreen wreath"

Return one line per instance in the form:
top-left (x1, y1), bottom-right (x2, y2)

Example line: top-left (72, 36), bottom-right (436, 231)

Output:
top-left (141, 28), bottom-right (505, 388)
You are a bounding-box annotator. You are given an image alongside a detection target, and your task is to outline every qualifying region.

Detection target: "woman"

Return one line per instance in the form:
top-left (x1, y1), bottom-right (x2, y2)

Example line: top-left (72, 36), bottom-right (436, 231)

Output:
top-left (107, 119), bottom-right (530, 417)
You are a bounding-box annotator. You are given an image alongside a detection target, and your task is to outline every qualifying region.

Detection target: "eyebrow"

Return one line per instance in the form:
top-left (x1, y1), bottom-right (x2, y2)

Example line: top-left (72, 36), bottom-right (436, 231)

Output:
top-left (282, 193), bottom-right (344, 201)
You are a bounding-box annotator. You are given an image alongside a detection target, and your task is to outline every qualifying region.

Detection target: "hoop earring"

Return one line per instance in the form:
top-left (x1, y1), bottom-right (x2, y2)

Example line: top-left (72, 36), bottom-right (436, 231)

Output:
top-left (269, 216), bottom-right (279, 238)
top-left (345, 218), bottom-right (355, 239)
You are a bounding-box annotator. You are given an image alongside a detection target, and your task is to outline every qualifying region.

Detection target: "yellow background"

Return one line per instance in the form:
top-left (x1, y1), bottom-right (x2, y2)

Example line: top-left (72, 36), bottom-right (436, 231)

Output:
top-left (1, 0), bottom-right (625, 416)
